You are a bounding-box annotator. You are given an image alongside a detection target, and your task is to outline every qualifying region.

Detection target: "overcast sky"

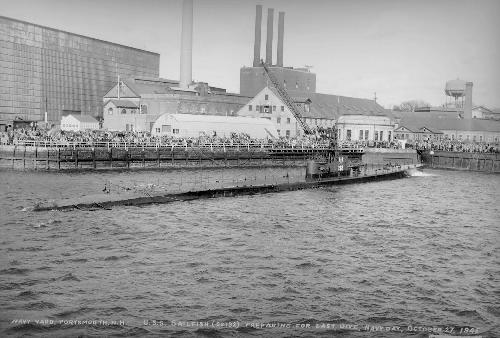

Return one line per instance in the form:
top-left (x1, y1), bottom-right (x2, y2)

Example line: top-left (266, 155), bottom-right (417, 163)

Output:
top-left (1, 0), bottom-right (499, 108)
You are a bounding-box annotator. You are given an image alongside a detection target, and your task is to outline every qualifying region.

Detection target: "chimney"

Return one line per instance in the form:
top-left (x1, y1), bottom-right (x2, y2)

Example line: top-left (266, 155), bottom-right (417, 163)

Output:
top-left (180, 0), bottom-right (193, 88)
top-left (265, 8), bottom-right (274, 65)
top-left (277, 11), bottom-right (284, 67)
top-left (464, 81), bottom-right (473, 119)
top-left (253, 5), bottom-right (262, 67)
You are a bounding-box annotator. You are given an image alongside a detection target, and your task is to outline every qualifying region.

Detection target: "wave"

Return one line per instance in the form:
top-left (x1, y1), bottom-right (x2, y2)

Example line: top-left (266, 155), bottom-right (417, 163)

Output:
top-left (0, 267), bottom-right (31, 275)
top-left (406, 169), bottom-right (437, 177)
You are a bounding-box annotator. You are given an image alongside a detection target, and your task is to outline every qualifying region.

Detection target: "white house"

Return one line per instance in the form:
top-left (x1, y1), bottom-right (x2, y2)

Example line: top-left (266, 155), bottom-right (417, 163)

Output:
top-left (336, 115), bottom-right (395, 142)
top-left (237, 86), bottom-right (305, 138)
top-left (151, 114), bottom-right (278, 139)
top-left (60, 114), bottom-right (99, 132)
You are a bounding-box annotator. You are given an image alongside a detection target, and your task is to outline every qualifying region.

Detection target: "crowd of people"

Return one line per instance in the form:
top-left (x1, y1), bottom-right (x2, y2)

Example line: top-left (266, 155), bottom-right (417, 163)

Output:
top-left (1, 127), bottom-right (498, 153)
top-left (406, 139), bottom-right (499, 153)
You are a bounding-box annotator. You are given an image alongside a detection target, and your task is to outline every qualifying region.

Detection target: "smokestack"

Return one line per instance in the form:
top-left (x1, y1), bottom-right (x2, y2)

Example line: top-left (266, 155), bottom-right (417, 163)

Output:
top-left (277, 11), bottom-right (284, 67)
top-left (265, 8), bottom-right (274, 65)
top-left (464, 82), bottom-right (473, 119)
top-left (253, 5), bottom-right (262, 67)
top-left (180, 0), bottom-right (193, 88)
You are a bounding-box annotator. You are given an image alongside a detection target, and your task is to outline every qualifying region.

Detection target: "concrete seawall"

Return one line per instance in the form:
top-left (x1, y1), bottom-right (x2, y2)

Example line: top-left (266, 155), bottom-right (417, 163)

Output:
top-left (421, 151), bottom-right (500, 173)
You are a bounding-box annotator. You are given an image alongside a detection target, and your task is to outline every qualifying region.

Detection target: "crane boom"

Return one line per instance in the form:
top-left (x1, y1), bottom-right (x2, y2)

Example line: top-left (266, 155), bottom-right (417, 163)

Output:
top-left (261, 62), bottom-right (313, 135)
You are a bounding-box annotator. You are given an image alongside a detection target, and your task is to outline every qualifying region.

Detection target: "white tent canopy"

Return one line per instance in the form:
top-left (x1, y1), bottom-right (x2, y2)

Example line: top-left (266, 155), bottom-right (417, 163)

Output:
top-left (151, 114), bottom-right (278, 138)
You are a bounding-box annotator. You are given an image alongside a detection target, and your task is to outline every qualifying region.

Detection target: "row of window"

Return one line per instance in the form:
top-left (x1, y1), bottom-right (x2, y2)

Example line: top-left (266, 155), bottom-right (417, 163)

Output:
top-left (344, 129), bottom-right (392, 141)
top-left (249, 104), bottom-right (285, 113)
top-left (107, 105), bottom-right (147, 115)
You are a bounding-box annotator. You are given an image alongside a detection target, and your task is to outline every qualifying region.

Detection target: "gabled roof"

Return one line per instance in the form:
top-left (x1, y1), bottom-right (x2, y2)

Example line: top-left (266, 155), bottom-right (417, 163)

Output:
top-left (472, 105), bottom-right (493, 113)
top-left (306, 93), bottom-right (387, 119)
top-left (122, 78), bottom-right (172, 95)
top-left (398, 116), bottom-right (500, 133)
top-left (67, 114), bottom-right (98, 123)
top-left (264, 86), bottom-right (387, 119)
top-left (108, 100), bottom-right (138, 108)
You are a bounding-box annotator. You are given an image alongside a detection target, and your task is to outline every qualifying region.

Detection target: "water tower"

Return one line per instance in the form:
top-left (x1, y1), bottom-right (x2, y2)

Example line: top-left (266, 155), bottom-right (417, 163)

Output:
top-left (445, 79), bottom-right (466, 108)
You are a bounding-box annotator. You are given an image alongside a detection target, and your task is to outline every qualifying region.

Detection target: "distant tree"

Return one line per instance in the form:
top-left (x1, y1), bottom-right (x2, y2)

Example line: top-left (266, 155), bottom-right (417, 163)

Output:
top-left (395, 100), bottom-right (431, 112)
top-left (392, 105), bottom-right (401, 112)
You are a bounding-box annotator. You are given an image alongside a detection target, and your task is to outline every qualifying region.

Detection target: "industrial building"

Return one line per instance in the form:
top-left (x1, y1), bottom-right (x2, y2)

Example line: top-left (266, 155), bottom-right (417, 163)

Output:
top-left (240, 5), bottom-right (316, 98)
top-left (394, 117), bottom-right (500, 143)
top-left (237, 86), bottom-right (388, 138)
top-left (101, 0), bottom-right (252, 133)
top-left (0, 15), bottom-right (159, 131)
top-left (237, 5), bottom-right (389, 137)
top-left (102, 77), bottom-right (251, 132)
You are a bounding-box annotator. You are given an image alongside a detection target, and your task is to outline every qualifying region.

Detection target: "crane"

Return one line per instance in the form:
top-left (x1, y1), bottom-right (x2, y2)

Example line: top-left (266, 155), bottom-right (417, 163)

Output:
top-left (260, 61), bottom-right (313, 135)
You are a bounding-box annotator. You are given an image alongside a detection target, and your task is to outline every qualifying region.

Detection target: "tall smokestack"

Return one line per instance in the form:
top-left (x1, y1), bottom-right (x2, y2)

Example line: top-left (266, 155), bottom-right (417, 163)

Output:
top-left (265, 8), bottom-right (274, 65)
top-left (253, 5), bottom-right (262, 67)
top-left (464, 81), bottom-right (473, 119)
top-left (277, 11), bottom-right (284, 67)
top-left (180, 0), bottom-right (193, 88)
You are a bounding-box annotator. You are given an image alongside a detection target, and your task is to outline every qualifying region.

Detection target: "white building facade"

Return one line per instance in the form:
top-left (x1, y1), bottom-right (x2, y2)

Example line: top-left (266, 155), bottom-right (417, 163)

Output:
top-left (60, 114), bottom-right (99, 132)
top-left (336, 115), bottom-right (395, 142)
top-left (151, 114), bottom-right (278, 139)
top-left (237, 87), bottom-right (306, 138)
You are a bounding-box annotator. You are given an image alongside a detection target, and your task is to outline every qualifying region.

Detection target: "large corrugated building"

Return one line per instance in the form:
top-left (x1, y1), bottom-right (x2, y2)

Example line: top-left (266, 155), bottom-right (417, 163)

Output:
top-left (0, 16), bottom-right (159, 131)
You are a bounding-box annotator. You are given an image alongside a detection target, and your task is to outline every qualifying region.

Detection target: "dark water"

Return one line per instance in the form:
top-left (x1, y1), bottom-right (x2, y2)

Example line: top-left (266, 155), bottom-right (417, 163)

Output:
top-left (0, 168), bottom-right (499, 337)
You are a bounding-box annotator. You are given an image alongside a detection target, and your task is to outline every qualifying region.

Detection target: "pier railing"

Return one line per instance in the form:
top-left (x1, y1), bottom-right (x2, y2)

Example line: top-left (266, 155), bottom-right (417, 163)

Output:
top-left (10, 140), bottom-right (336, 152)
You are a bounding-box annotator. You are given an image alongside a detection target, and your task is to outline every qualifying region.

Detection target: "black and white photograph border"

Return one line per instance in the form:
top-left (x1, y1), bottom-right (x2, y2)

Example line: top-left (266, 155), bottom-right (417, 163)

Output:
top-left (0, 0), bottom-right (499, 337)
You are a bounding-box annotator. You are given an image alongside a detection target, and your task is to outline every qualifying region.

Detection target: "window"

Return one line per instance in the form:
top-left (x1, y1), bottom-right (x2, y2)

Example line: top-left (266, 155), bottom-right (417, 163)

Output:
top-left (380, 131), bottom-right (383, 141)
top-left (140, 104), bottom-right (147, 114)
top-left (277, 129), bottom-right (280, 135)
top-left (108, 107), bottom-right (113, 115)
top-left (277, 117), bottom-right (281, 124)
top-left (346, 129), bottom-right (352, 141)
top-left (473, 135), bottom-right (477, 142)
top-left (263, 105), bottom-right (270, 113)
top-left (256, 105), bottom-right (260, 112)
top-left (249, 105), bottom-right (252, 111)
top-left (359, 130), bottom-right (363, 140)
top-left (162, 125), bottom-right (171, 132)
top-left (295, 81), bottom-right (299, 89)
top-left (283, 80), bottom-right (286, 88)
top-left (286, 130), bottom-right (290, 137)
top-left (265, 94), bottom-right (269, 100)
top-left (273, 105), bottom-right (276, 111)
top-left (374, 131), bottom-right (379, 141)
top-left (286, 118), bottom-right (291, 124)
top-left (281, 106), bottom-right (284, 112)
top-left (466, 135), bottom-right (470, 141)
top-left (452, 134), bottom-right (455, 140)
top-left (304, 103), bottom-right (310, 113)
top-left (126, 124), bottom-right (129, 131)
top-left (155, 128), bottom-right (160, 133)
top-left (459, 135), bottom-right (463, 140)
top-left (364, 130), bottom-right (369, 140)
top-left (121, 109), bottom-right (126, 114)
top-left (173, 129), bottom-right (180, 134)
top-left (388, 131), bottom-right (391, 141)
top-left (480, 136), bottom-right (483, 142)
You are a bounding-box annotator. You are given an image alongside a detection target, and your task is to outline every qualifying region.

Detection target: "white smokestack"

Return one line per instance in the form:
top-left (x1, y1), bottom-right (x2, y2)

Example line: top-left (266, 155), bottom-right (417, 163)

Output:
top-left (180, 0), bottom-right (193, 88)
